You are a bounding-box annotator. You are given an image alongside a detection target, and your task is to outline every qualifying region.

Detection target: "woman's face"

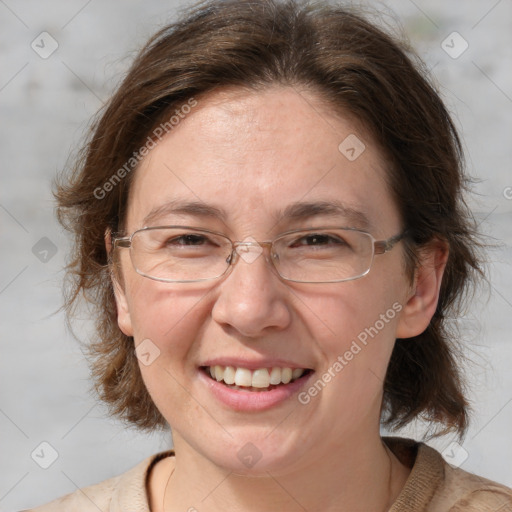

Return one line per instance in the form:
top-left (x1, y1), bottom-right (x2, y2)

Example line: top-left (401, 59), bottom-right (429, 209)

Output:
top-left (114, 86), bottom-right (423, 474)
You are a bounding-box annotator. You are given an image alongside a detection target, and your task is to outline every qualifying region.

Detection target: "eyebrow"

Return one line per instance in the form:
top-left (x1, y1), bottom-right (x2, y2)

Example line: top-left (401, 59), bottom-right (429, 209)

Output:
top-left (143, 200), bottom-right (225, 226)
top-left (278, 200), bottom-right (372, 230)
top-left (142, 199), bottom-right (372, 230)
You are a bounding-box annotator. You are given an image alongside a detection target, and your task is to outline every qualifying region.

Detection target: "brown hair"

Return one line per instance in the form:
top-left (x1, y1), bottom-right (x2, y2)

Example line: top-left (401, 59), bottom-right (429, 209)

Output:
top-left (56, 0), bottom-right (483, 436)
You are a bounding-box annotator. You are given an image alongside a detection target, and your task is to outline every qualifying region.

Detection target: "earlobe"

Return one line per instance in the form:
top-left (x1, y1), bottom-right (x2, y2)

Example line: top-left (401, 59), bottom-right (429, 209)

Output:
top-left (396, 241), bottom-right (449, 339)
top-left (112, 276), bottom-right (134, 337)
top-left (105, 229), bottom-right (134, 337)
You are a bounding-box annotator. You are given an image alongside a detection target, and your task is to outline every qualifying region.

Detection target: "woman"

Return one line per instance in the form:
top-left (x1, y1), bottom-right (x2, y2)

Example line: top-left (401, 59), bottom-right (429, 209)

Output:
top-left (28, 0), bottom-right (512, 510)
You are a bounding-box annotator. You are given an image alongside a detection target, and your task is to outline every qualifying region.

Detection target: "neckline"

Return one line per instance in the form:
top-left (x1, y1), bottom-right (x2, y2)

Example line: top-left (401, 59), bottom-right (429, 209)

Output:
top-left (143, 438), bottom-right (443, 511)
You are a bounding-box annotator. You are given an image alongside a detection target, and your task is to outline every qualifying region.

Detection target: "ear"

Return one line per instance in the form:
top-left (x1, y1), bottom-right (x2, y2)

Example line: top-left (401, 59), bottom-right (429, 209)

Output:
top-left (105, 229), bottom-right (134, 337)
top-left (396, 240), bottom-right (449, 339)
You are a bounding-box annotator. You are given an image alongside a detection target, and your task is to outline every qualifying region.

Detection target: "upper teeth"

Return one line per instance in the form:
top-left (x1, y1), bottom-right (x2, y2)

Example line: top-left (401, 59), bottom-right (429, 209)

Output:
top-left (207, 366), bottom-right (305, 388)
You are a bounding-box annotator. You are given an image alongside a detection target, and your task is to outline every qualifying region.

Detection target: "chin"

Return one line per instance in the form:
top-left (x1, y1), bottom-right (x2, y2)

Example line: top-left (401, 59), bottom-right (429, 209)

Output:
top-left (197, 433), bottom-right (309, 476)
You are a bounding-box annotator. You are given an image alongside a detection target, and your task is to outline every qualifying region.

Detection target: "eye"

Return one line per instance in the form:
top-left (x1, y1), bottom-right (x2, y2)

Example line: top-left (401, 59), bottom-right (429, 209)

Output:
top-left (144, 230), bottom-right (223, 252)
top-left (290, 233), bottom-right (347, 248)
top-left (167, 234), bottom-right (210, 246)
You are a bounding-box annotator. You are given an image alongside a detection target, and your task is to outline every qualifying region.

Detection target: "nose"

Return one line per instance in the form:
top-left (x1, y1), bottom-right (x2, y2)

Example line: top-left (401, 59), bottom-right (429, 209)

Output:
top-left (211, 242), bottom-right (292, 337)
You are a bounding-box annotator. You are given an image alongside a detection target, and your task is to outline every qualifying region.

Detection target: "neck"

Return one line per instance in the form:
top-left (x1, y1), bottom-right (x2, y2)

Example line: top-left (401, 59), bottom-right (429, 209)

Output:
top-left (157, 435), bottom-right (410, 512)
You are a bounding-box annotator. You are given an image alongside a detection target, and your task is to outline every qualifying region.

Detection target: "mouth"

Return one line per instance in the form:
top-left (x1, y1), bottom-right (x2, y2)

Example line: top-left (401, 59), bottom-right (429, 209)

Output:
top-left (201, 365), bottom-right (314, 392)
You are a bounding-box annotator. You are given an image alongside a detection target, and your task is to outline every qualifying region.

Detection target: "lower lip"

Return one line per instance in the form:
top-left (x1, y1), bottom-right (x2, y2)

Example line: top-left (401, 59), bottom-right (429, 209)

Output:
top-left (198, 369), bottom-right (314, 412)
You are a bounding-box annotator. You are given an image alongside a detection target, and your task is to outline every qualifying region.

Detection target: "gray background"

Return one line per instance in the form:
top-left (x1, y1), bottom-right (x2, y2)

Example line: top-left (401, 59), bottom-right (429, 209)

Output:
top-left (1, 0), bottom-right (511, 510)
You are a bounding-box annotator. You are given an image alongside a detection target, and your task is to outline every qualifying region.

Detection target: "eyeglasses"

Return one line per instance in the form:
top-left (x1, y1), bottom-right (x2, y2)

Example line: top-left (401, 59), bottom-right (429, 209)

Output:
top-left (112, 225), bottom-right (405, 284)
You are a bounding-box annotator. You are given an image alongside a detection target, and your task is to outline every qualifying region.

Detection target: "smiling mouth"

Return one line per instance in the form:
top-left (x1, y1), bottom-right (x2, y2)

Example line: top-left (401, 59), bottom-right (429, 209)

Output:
top-left (201, 365), bottom-right (313, 392)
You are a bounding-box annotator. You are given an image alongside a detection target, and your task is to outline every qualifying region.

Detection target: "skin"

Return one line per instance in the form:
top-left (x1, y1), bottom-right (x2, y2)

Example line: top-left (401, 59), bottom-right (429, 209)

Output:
top-left (111, 86), bottom-right (448, 511)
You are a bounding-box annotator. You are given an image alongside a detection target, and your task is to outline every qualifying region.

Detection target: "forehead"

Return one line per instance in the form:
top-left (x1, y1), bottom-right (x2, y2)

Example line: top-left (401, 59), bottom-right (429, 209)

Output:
top-left (127, 86), bottom-right (400, 237)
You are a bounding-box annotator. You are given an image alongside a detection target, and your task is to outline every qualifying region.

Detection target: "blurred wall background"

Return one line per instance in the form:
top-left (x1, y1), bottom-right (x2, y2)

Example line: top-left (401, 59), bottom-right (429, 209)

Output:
top-left (1, 0), bottom-right (511, 509)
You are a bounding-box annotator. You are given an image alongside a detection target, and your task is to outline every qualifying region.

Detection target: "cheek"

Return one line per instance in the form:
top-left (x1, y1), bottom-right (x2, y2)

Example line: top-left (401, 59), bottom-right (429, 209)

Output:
top-left (305, 279), bottom-right (401, 347)
top-left (125, 278), bottom-right (210, 358)
top-left (125, 280), bottom-right (214, 418)
top-left (287, 287), bottom-right (401, 439)
top-left (300, 276), bottom-right (404, 400)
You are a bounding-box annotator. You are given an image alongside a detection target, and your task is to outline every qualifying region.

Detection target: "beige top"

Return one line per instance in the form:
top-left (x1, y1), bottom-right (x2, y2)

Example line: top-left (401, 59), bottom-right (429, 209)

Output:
top-left (25, 438), bottom-right (512, 511)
